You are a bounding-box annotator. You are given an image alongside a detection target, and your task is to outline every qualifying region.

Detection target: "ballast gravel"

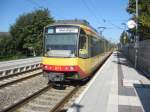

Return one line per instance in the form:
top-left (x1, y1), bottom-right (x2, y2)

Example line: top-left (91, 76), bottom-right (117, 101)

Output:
top-left (0, 75), bottom-right (47, 111)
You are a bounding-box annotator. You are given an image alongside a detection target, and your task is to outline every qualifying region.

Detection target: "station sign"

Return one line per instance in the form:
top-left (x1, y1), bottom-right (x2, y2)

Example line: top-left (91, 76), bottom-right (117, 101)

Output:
top-left (127, 20), bottom-right (136, 29)
top-left (56, 27), bottom-right (78, 33)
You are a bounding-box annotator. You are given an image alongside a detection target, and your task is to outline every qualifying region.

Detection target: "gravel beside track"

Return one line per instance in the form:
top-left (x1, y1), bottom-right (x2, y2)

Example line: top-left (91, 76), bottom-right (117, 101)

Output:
top-left (0, 74), bottom-right (47, 111)
top-left (0, 69), bottom-right (42, 88)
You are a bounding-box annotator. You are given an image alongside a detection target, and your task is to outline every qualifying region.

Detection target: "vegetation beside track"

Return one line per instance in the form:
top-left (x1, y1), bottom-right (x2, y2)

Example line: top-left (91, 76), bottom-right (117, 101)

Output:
top-left (0, 8), bottom-right (54, 61)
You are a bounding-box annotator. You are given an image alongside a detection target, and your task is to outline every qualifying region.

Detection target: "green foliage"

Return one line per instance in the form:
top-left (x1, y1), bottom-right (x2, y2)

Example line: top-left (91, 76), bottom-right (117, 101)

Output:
top-left (127, 0), bottom-right (150, 40)
top-left (0, 34), bottom-right (15, 57)
top-left (0, 52), bottom-right (26, 61)
top-left (120, 31), bottom-right (130, 45)
top-left (10, 8), bottom-right (54, 56)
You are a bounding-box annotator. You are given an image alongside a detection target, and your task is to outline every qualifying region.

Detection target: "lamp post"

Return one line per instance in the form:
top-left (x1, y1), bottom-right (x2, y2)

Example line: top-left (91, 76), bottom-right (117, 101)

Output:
top-left (127, 0), bottom-right (139, 68)
top-left (97, 27), bottom-right (106, 36)
top-left (97, 27), bottom-right (107, 52)
top-left (97, 27), bottom-right (113, 52)
top-left (134, 0), bottom-right (139, 68)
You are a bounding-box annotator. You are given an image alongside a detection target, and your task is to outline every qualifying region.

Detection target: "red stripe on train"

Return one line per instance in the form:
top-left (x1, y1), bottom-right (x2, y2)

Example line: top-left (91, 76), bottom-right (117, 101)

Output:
top-left (42, 64), bottom-right (88, 77)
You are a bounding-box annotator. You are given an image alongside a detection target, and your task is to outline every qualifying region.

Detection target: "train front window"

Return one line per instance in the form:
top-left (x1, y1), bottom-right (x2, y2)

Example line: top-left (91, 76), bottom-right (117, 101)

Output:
top-left (44, 34), bottom-right (77, 57)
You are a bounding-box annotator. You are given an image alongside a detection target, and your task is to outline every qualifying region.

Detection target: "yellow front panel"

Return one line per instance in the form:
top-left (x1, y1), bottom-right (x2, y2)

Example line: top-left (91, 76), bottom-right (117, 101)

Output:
top-left (42, 57), bottom-right (92, 76)
top-left (42, 55), bottom-right (102, 77)
top-left (42, 57), bottom-right (78, 66)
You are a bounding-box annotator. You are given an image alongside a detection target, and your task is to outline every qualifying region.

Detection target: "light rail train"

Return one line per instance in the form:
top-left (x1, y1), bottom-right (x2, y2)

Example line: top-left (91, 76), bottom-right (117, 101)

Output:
top-left (42, 20), bottom-right (112, 82)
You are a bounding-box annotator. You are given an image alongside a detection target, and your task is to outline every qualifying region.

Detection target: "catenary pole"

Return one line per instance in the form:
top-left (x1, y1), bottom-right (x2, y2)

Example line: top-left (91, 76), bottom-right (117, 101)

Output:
top-left (134, 0), bottom-right (139, 68)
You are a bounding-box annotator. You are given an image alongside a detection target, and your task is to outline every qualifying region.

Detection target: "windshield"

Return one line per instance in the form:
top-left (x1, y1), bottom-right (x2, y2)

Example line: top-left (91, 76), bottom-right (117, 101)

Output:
top-left (44, 34), bottom-right (77, 57)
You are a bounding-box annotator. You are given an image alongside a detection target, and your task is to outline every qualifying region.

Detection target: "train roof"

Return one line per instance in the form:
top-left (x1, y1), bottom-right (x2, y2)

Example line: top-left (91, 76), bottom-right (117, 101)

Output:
top-left (46, 20), bottom-right (100, 35)
top-left (45, 20), bottom-right (110, 41)
top-left (52, 20), bottom-right (95, 30)
top-left (47, 20), bottom-right (91, 27)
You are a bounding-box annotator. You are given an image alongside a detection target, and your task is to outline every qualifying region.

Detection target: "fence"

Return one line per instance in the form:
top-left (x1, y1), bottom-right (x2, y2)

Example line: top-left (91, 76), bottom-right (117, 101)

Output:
top-left (122, 40), bottom-right (150, 77)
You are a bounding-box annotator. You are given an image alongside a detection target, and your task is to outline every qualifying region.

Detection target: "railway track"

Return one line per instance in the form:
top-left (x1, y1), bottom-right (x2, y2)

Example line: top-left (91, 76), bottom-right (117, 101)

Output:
top-left (0, 69), bottom-right (42, 89)
top-left (0, 68), bottom-right (80, 112)
top-left (0, 72), bottom-right (47, 111)
top-left (0, 85), bottom-right (50, 112)
top-left (1, 84), bottom-right (79, 112)
top-left (0, 52), bottom-right (112, 112)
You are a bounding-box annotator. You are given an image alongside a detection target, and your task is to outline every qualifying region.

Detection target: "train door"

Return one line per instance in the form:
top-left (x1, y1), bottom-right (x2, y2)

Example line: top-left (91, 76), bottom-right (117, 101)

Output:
top-left (79, 35), bottom-right (89, 58)
top-left (78, 33), bottom-right (92, 77)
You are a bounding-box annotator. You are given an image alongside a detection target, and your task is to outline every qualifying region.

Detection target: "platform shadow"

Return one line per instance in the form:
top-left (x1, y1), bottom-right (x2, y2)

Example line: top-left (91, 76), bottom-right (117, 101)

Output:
top-left (70, 103), bottom-right (84, 112)
top-left (134, 84), bottom-right (150, 112)
top-left (112, 52), bottom-right (133, 68)
top-left (113, 52), bottom-right (148, 79)
top-left (59, 103), bottom-right (84, 112)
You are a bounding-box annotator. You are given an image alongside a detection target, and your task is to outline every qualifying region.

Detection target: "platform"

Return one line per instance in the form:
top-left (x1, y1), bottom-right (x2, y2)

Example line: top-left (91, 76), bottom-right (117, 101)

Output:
top-left (67, 51), bottom-right (150, 112)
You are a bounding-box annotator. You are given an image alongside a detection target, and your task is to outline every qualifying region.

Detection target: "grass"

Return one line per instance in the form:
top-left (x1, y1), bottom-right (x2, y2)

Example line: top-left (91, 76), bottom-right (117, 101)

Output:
top-left (0, 53), bottom-right (28, 62)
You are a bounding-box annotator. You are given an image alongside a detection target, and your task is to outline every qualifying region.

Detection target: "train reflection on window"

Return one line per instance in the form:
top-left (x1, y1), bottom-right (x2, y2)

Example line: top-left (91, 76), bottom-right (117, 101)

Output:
top-left (79, 35), bottom-right (89, 58)
top-left (44, 34), bottom-right (77, 57)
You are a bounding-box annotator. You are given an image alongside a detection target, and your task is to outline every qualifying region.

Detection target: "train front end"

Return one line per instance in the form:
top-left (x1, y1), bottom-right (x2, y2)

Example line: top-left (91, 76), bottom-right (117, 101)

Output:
top-left (42, 25), bottom-right (87, 82)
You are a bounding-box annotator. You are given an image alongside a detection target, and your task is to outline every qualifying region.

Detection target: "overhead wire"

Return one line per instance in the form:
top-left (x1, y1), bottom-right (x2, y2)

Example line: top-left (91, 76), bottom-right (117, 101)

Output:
top-left (88, 0), bottom-right (106, 23)
top-left (27, 0), bottom-right (45, 9)
top-left (27, 0), bottom-right (125, 30)
top-left (83, 0), bottom-right (126, 30)
top-left (80, 0), bottom-right (103, 25)
top-left (89, 0), bottom-right (128, 23)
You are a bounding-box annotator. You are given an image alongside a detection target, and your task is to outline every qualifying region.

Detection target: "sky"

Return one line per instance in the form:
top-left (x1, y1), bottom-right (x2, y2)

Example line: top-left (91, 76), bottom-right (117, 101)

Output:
top-left (0, 0), bottom-right (130, 43)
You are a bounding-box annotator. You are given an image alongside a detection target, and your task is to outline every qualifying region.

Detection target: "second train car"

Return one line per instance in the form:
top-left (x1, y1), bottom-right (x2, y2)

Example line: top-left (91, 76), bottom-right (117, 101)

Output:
top-left (42, 20), bottom-right (109, 82)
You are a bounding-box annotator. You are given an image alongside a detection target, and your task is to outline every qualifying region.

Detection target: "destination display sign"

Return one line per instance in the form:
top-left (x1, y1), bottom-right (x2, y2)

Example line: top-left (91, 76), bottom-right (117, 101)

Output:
top-left (56, 27), bottom-right (78, 33)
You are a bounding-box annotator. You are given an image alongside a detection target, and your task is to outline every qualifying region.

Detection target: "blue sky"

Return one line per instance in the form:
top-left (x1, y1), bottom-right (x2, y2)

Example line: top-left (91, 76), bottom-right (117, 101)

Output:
top-left (0, 0), bottom-right (130, 43)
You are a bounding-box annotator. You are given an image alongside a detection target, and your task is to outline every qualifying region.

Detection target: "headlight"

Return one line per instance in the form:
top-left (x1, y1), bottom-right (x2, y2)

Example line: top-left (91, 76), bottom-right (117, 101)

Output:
top-left (70, 66), bottom-right (74, 70)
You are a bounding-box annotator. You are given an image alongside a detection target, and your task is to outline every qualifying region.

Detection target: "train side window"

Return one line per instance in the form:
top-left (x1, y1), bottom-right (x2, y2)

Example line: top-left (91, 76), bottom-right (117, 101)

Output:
top-left (79, 35), bottom-right (88, 58)
top-left (90, 36), bottom-right (100, 57)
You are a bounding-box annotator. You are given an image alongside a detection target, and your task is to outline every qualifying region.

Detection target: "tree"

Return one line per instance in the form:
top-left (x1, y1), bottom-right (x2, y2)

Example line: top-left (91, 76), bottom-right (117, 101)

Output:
top-left (0, 34), bottom-right (14, 57)
top-left (127, 0), bottom-right (150, 40)
top-left (120, 31), bottom-right (130, 45)
top-left (10, 8), bottom-right (54, 56)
